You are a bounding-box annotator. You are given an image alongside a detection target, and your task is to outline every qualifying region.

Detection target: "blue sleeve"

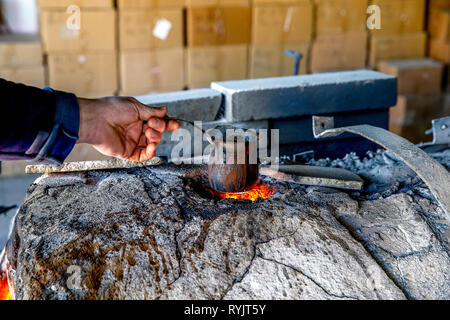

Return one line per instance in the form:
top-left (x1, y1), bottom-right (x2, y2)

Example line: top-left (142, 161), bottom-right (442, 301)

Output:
top-left (0, 78), bottom-right (80, 166)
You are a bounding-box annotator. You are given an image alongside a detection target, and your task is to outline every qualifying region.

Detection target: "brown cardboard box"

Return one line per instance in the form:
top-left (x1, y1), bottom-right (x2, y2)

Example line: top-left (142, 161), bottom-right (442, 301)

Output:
top-left (429, 39), bottom-right (450, 64)
top-left (253, 0), bottom-right (310, 4)
top-left (41, 9), bottom-right (116, 53)
top-left (0, 35), bottom-right (42, 67)
top-left (378, 59), bottom-right (444, 95)
top-left (119, 86), bottom-right (185, 96)
top-left (118, 0), bottom-right (186, 8)
top-left (390, 95), bottom-right (441, 143)
top-left (428, 0), bottom-right (450, 35)
top-left (390, 95), bottom-right (440, 125)
top-left (48, 52), bottom-right (118, 96)
top-left (252, 3), bottom-right (313, 44)
top-left (187, 0), bottom-right (250, 6)
top-left (369, 32), bottom-right (426, 67)
top-left (187, 7), bottom-right (251, 46)
top-left (119, 9), bottom-right (183, 50)
top-left (38, 0), bottom-right (113, 8)
top-left (315, 0), bottom-right (368, 35)
top-left (187, 45), bottom-right (247, 86)
top-left (430, 9), bottom-right (450, 41)
top-left (120, 48), bottom-right (185, 96)
top-left (0, 66), bottom-right (46, 88)
top-left (249, 43), bottom-right (310, 78)
top-left (442, 94), bottom-right (450, 117)
top-left (311, 33), bottom-right (367, 72)
top-left (371, 0), bottom-right (425, 35)
top-left (0, 144), bottom-right (112, 177)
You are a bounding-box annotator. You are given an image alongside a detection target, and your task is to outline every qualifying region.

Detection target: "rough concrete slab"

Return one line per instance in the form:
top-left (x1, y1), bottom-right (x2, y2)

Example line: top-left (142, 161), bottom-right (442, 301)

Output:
top-left (135, 89), bottom-right (222, 122)
top-left (211, 70), bottom-right (397, 122)
top-left (25, 158), bottom-right (162, 174)
top-left (9, 166), bottom-right (405, 300)
top-left (7, 148), bottom-right (450, 300)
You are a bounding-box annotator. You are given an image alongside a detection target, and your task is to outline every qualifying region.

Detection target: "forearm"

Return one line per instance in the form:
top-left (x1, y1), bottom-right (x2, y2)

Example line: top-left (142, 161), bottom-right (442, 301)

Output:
top-left (0, 79), bottom-right (80, 165)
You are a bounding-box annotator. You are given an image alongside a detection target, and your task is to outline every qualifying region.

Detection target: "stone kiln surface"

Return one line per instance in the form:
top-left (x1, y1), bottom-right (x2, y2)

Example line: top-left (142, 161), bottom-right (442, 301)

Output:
top-left (6, 149), bottom-right (450, 300)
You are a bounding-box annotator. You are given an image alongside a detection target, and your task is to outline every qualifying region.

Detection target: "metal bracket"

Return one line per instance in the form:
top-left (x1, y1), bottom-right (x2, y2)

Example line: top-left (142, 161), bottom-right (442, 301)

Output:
top-left (419, 117), bottom-right (450, 149)
top-left (313, 116), bottom-right (450, 225)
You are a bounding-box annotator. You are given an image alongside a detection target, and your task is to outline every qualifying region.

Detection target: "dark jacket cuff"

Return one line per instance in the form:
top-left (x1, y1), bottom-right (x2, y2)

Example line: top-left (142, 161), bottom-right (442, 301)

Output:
top-left (31, 90), bottom-right (80, 166)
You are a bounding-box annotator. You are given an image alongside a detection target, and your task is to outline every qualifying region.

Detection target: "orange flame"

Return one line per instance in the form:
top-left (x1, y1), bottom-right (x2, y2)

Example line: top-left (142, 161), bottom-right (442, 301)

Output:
top-left (0, 273), bottom-right (11, 300)
top-left (215, 184), bottom-right (274, 202)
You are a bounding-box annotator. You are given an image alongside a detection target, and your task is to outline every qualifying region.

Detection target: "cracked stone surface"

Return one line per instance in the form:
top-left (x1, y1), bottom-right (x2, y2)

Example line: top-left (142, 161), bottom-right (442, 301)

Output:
top-left (6, 149), bottom-right (450, 300)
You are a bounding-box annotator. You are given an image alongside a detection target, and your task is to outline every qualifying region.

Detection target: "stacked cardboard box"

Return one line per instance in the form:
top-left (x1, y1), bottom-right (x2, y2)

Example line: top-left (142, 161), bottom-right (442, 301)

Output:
top-left (38, 0), bottom-right (117, 98)
top-left (0, 35), bottom-right (46, 88)
top-left (311, 0), bottom-right (368, 73)
top-left (378, 58), bottom-right (443, 143)
top-left (427, 0), bottom-right (450, 120)
top-left (249, 0), bottom-right (312, 78)
top-left (369, 0), bottom-right (427, 67)
top-left (428, 0), bottom-right (450, 64)
top-left (186, 0), bottom-right (251, 88)
top-left (117, 0), bottom-right (185, 96)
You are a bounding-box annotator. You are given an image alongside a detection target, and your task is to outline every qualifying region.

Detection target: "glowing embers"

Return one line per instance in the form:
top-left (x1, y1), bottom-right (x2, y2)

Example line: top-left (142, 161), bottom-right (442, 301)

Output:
top-left (0, 272), bottom-right (11, 300)
top-left (212, 183), bottom-right (274, 202)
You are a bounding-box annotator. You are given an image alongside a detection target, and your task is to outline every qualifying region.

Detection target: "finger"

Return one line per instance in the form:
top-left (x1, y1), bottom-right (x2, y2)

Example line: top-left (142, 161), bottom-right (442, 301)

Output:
top-left (147, 117), bottom-right (167, 133)
top-left (137, 104), bottom-right (167, 121)
top-left (141, 143), bottom-right (157, 162)
top-left (166, 119), bottom-right (179, 131)
top-left (144, 128), bottom-right (162, 144)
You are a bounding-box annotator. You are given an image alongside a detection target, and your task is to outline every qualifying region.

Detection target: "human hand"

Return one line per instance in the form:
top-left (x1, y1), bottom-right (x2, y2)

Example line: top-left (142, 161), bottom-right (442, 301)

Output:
top-left (77, 97), bottom-right (179, 162)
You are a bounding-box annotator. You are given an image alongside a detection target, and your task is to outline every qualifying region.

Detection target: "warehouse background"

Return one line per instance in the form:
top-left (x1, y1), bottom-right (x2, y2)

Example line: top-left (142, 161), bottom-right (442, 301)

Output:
top-left (0, 0), bottom-right (449, 177)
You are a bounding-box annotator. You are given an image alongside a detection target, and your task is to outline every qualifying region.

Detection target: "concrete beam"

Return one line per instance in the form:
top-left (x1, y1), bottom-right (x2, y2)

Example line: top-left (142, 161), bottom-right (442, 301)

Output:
top-left (211, 70), bottom-right (398, 122)
top-left (135, 88), bottom-right (222, 122)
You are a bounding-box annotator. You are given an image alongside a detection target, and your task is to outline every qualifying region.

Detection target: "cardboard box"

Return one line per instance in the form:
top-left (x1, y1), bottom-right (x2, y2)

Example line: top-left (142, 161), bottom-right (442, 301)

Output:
top-left (187, 7), bottom-right (251, 46)
top-left (428, 0), bottom-right (450, 35)
top-left (378, 59), bottom-right (443, 95)
top-left (315, 0), bottom-right (368, 35)
top-left (0, 35), bottom-right (42, 68)
top-left (311, 33), bottom-right (367, 72)
top-left (249, 43), bottom-right (310, 78)
top-left (253, 0), bottom-right (310, 5)
top-left (119, 9), bottom-right (183, 50)
top-left (41, 9), bottom-right (116, 53)
top-left (0, 66), bottom-right (46, 88)
top-left (118, 0), bottom-right (186, 8)
top-left (38, 0), bottom-right (113, 8)
top-left (369, 32), bottom-right (426, 67)
top-left (390, 94), bottom-right (441, 143)
top-left (429, 39), bottom-right (450, 64)
top-left (252, 3), bottom-right (313, 44)
top-left (120, 48), bottom-right (185, 96)
top-left (442, 94), bottom-right (450, 117)
top-left (370, 0), bottom-right (425, 35)
top-left (187, 0), bottom-right (250, 7)
top-left (430, 9), bottom-right (450, 42)
top-left (187, 45), bottom-right (247, 86)
top-left (119, 86), bottom-right (185, 96)
top-left (47, 52), bottom-right (118, 96)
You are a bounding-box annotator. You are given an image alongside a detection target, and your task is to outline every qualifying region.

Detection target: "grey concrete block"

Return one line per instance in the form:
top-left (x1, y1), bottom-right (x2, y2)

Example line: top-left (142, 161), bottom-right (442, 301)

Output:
top-left (156, 120), bottom-right (269, 158)
top-left (211, 70), bottom-right (398, 122)
top-left (135, 88), bottom-right (222, 122)
top-left (272, 109), bottom-right (389, 145)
